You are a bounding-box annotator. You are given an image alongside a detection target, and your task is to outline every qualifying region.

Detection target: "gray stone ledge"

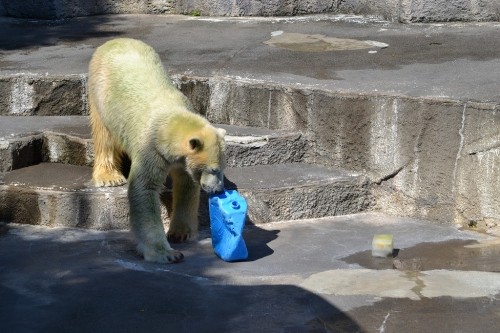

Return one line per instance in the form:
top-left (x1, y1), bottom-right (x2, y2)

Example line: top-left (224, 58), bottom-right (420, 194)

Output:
top-left (0, 162), bottom-right (373, 228)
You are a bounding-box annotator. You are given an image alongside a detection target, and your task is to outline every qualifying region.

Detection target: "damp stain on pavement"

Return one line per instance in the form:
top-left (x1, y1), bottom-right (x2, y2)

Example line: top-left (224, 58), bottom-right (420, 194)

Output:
top-left (342, 239), bottom-right (500, 272)
top-left (299, 238), bottom-right (500, 302)
top-left (300, 269), bottom-right (500, 300)
top-left (264, 32), bottom-right (389, 52)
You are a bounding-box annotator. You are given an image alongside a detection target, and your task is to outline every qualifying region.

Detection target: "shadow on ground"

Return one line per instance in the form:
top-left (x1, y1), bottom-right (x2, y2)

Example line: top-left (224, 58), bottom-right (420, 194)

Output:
top-left (0, 15), bottom-right (124, 51)
top-left (0, 225), bottom-right (365, 333)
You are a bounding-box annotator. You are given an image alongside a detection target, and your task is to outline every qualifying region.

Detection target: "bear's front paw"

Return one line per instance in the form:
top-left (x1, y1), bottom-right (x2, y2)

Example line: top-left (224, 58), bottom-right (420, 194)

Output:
top-left (93, 169), bottom-right (127, 187)
top-left (167, 229), bottom-right (199, 244)
top-left (143, 247), bottom-right (184, 264)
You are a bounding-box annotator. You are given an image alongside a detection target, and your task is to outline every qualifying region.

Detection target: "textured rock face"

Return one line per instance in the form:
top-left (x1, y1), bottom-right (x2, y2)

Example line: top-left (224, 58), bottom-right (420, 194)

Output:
top-left (0, 0), bottom-right (174, 19)
top-left (1, 0), bottom-right (499, 22)
top-left (0, 75), bottom-right (88, 116)
top-left (335, 0), bottom-right (500, 22)
top-left (1, 74), bottom-right (499, 228)
top-left (398, 0), bottom-right (500, 22)
top-left (193, 77), bottom-right (500, 227)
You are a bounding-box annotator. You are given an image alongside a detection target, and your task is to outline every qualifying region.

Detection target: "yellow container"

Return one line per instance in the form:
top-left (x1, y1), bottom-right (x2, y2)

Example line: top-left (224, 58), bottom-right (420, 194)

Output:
top-left (372, 234), bottom-right (394, 257)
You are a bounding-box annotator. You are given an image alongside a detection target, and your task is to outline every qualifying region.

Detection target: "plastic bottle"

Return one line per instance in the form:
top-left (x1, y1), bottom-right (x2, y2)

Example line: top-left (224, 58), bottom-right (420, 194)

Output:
top-left (208, 189), bottom-right (248, 261)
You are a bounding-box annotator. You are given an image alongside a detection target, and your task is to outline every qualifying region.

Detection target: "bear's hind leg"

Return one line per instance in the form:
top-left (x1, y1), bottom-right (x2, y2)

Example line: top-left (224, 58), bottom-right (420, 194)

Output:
top-left (167, 167), bottom-right (200, 243)
top-left (90, 104), bottom-right (127, 187)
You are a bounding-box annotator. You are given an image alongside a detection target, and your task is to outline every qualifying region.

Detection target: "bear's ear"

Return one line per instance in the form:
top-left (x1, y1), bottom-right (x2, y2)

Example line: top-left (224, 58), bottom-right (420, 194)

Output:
top-left (217, 128), bottom-right (226, 138)
top-left (188, 137), bottom-right (203, 152)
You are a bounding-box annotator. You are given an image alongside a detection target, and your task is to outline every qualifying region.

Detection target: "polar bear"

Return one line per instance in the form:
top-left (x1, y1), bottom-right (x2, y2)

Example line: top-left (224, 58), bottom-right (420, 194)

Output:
top-left (88, 38), bottom-right (226, 263)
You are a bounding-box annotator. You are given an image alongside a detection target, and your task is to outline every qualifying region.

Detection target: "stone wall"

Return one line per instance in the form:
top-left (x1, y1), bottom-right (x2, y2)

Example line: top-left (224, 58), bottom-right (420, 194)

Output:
top-left (186, 77), bottom-right (500, 228)
top-left (0, 0), bottom-right (174, 19)
top-left (1, 0), bottom-right (499, 22)
top-left (397, 0), bottom-right (500, 22)
top-left (1, 74), bottom-right (499, 227)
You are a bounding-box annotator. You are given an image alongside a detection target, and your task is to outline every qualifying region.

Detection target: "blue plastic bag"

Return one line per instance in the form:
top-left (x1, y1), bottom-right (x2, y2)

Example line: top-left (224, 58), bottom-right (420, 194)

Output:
top-left (208, 190), bottom-right (248, 261)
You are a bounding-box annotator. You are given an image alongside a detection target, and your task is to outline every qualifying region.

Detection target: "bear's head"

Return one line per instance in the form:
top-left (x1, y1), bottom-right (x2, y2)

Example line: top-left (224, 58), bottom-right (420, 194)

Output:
top-left (158, 115), bottom-right (226, 193)
top-left (183, 125), bottom-right (226, 194)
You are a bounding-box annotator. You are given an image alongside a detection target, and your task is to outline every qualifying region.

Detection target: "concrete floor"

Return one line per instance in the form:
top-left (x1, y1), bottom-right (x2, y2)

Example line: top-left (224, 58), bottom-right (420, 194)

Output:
top-left (1, 13), bottom-right (500, 333)
top-left (1, 213), bottom-right (499, 333)
top-left (1, 14), bottom-right (500, 103)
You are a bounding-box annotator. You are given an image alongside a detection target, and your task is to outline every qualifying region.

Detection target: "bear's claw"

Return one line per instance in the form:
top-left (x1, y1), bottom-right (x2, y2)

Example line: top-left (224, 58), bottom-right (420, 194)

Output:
top-left (93, 171), bottom-right (127, 187)
top-left (166, 250), bottom-right (184, 263)
top-left (143, 248), bottom-right (184, 264)
top-left (167, 230), bottom-right (198, 243)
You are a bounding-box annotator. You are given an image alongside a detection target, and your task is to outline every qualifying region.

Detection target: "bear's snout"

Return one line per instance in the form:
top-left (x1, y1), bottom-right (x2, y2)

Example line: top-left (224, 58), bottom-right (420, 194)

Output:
top-left (200, 170), bottom-right (224, 194)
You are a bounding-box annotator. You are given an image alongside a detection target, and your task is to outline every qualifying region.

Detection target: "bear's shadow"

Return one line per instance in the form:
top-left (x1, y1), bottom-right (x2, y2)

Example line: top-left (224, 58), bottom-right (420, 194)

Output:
top-left (240, 224), bottom-right (279, 262)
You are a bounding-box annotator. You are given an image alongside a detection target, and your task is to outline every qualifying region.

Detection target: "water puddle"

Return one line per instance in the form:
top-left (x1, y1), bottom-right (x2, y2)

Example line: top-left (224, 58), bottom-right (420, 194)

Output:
top-left (302, 240), bottom-right (500, 301)
top-left (342, 239), bottom-right (500, 272)
top-left (264, 32), bottom-right (389, 52)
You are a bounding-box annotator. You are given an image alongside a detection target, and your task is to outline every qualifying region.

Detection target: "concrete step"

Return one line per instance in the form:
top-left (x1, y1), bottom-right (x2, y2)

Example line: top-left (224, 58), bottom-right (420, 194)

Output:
top-left (219, 124), bottom-right (310, 167)
top-left (0, 116), bottom-right (310, 177)
top-left (2, 14), bottom-right (500, 228)
top-left (0, 116), bottom-right (93, 175)
top-left (0, 162), bottom-right (373, 229)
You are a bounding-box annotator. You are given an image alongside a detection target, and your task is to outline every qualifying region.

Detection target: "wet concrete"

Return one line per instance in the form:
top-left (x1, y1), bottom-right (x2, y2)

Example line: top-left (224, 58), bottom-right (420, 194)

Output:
top-left (264, 32), bottom-right (389, 52)
top-left (1, 214), bottom-right (499, 333)
top-left (343, 239), bottom-right (500, 272)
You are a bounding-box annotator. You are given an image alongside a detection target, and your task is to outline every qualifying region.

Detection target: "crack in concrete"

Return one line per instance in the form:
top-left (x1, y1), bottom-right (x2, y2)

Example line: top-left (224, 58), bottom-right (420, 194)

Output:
top-left (374, 165), bottom-right (406, 185)
top-left (452, 103), bottom-right (467, 194)
top-left (377, 311), bottom-right (391, 333)
top-left (469, 144), bottom-right (500, 155)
